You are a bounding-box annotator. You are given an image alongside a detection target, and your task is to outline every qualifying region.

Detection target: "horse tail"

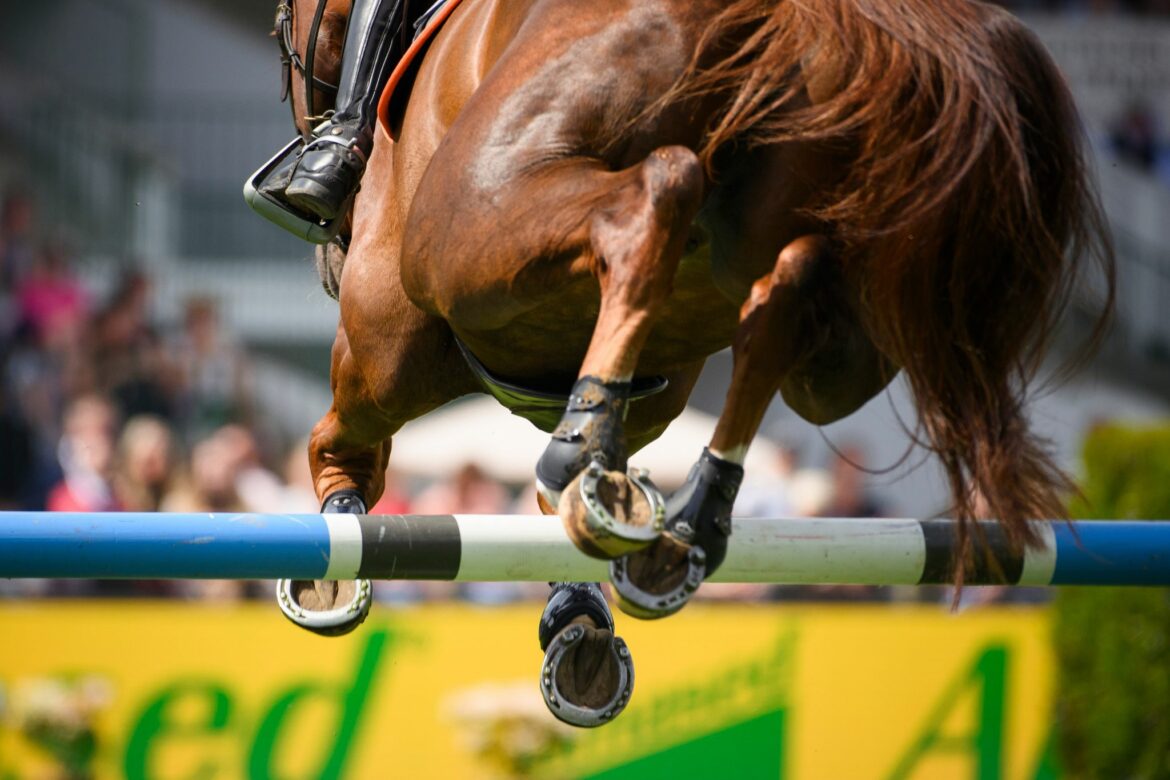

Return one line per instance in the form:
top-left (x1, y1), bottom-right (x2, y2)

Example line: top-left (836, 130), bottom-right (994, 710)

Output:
top-left (681, 1), bottom-right (1114, 581)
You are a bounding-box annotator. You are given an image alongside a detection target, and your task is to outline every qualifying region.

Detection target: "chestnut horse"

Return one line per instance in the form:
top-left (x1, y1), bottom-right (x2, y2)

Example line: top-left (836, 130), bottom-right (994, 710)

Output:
top-left (275, 0), bottom-right (1111, 726)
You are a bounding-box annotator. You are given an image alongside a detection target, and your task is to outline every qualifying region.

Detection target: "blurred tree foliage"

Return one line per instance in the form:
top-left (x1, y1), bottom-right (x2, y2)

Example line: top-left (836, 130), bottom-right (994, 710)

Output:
top-left (1054, 423), bottom-right (1170, 780)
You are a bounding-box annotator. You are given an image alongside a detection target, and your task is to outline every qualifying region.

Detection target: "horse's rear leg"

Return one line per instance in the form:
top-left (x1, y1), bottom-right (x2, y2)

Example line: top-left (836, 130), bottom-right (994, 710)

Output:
top-left (612, 235), bottom-right (893, 618)
top-left (536, 146), bottom-right (704, 558)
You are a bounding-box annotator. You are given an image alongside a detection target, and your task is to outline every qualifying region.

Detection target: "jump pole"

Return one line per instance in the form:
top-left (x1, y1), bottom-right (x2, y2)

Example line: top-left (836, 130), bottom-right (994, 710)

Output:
top-left (0, 512), bottom-right (1167, 586)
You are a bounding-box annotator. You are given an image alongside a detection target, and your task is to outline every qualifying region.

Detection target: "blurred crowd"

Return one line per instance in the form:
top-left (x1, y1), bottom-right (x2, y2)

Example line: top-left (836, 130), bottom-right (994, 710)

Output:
top-left (1108, 101), bottom-right (1170, 185)
top-left (993, 0), bottom-right (1170, 188)
top-left (0, 191), bottom-right (260, 513)
top-left (0, 185), bottom-right (1046, 609)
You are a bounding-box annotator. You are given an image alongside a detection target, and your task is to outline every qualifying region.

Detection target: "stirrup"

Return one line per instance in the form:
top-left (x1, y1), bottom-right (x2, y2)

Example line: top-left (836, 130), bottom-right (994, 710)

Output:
top-left (244, 136), bottom-right (344, 244)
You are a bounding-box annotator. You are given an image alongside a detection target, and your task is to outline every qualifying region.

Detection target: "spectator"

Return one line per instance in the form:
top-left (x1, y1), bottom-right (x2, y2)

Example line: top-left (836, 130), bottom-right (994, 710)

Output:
top-left (279, 437), bottom-right (322, 513)
top-left (160, 432), bottom-right (245, 513)
top-left (0, 412), bottom-right (52, 598)
top-left (368, 468), bottom-right (414, 514)
top-left (788, 467), bottom-right (835, 517)
top-left (406, 464), bottom-right (511, 603)
top-left (413, 463), bottom-right (510, 515)
top-left (171, 296), bottom-right (253, 442)
top-left (735, 445), bottom-right (799, 517)
top-left (15, 243), bottom-right (88, 343)
top-left (3, 242), bottom-right (89, 457)
top-left (824, 444), bottom-right (887, 518)
top-left (0, 413), bottom-right (34, 510)
top-left (3, 314), bottom-right (88, 455)
top-left (45, 395), bottom-right (121, 513)
top-left (1110, 101), bottom-right (1161, 172)
top-left (0, 191), bottom-right (36, 294)
top-left (88, 270), bottom-right (177, 422)
top-left (215, 424), bottom-right (287, 512)
top-left (160, 430), bottom-right (252, 602)
top-left (112, 416), bottom-right (179, 512)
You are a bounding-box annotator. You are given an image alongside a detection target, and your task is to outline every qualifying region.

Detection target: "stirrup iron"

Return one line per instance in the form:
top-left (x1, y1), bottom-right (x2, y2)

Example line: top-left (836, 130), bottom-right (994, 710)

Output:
top-left (244, 136), bottom-right (344, 244)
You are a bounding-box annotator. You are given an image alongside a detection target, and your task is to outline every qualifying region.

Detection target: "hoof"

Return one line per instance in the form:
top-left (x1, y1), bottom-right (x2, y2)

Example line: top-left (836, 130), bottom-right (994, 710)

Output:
top-left (558, 462), bottom-right (664, 559)
top-left (276, 578), bottom-right (372, 637)
top-left (611, 535), bottom-right (706, 620)
top-left (541, 620), bottom-right (634, 728)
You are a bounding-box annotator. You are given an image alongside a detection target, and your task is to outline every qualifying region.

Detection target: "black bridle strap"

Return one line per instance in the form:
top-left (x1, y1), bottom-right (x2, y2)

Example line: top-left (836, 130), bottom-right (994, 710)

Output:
top-left (275, 1), bottom-right (341, 128)
top-left (302, 0), bottom-right (330, 121)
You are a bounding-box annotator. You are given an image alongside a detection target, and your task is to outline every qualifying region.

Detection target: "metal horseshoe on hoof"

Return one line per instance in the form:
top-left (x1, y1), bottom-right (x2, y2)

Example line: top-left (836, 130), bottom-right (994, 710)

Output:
top-left (275, 578), bottom-right (373, 637)
top-left (540, 625), bottom-right (635, 728)
top-left (609, 544), bottom-right (707, 621)
top-left (575, 461), bottom-right (665, 556)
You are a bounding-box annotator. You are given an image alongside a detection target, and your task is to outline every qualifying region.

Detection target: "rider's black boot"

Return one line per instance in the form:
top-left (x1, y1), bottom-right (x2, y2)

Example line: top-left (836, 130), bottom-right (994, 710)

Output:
top-left (283, 0), bottom-right (404, 221)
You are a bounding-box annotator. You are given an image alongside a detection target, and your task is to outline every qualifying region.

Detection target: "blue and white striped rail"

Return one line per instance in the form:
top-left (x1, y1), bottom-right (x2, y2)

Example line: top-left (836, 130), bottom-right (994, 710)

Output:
top-left (0, 512), bottom-right (1167, 585)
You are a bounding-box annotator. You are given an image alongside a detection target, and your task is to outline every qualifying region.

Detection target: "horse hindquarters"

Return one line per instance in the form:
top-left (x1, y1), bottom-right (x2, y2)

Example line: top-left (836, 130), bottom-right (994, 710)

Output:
top-left (681, 0), bottom-right (1112, 578)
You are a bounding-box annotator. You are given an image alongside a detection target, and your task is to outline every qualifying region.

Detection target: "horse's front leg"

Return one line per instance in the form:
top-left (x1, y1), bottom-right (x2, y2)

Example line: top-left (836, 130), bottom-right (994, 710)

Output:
top-left (610, 235), bottom-right (894, 618)
top-left (535, 147), bottom-right (705, 559)
top-left (277, 242), bottom-right (476, 637)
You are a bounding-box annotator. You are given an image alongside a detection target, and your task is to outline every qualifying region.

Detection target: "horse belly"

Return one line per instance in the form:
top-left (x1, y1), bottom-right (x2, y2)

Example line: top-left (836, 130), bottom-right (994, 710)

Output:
top-left (454, 246), bottom-right (737, 386)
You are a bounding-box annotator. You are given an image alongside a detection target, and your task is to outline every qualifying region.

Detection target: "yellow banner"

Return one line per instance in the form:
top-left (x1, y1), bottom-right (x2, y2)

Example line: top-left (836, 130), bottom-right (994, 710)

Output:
top-left (0, 603), bottom-right (1055, 779)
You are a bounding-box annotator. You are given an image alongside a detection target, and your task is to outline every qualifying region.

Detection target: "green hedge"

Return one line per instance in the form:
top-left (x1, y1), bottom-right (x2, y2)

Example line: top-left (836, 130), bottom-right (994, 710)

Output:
top-left (1054, 424), bottom-right (1170, 780)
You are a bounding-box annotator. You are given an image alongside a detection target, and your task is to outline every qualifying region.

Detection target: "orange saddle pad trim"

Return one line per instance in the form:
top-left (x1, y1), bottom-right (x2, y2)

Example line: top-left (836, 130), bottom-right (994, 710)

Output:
top-left (376, 0), bottom-right (468, 141)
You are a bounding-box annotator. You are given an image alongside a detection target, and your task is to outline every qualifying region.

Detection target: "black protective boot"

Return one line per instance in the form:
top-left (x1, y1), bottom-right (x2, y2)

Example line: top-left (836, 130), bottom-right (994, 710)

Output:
top-left (283, 0), bottom-right (404, 221)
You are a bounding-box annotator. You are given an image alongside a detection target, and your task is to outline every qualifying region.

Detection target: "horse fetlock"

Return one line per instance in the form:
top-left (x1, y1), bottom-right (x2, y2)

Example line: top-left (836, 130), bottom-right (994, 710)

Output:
top-left (535, 376), bottom-right (632, 500)
top-left (662, 447), bottom-right (743, 575)
top-left (558, 462), bottom-right (664, 559)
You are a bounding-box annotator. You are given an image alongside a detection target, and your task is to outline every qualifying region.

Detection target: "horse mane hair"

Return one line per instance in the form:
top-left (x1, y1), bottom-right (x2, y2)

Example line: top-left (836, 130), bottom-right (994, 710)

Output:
top-left (672, 0), bottom-right (1115, 586)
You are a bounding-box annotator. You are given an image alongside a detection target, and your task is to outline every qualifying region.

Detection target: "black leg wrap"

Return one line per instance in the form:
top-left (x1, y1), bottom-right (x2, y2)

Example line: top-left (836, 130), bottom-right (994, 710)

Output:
top-left (538, 582), bottom-right (613, 651)
top-left (535, 377), bottom-right (632, 501)
top-left (275, 489), bottom-right (372, 637)
top-left (323, 489), bottom-right (367, 515)
top-left (538, 582), bottom-right (634, 728)
top-left (608, 449), bottom-right (743, 620)
top-left (663, 448), bottom-right (743, 576)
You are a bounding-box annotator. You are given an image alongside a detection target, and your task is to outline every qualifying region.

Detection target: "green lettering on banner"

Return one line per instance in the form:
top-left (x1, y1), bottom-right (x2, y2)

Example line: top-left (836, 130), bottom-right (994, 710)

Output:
top-left (247, 629), bottom-right (393, 780)
top-left (123, 681), bottom-right (234, 780)
top-left (1028, 729), bottom-right (1060, 780)
top-left (585, 710), bottom-right (785, 780)
top-left (885, 644), bottom-right (1008, 780)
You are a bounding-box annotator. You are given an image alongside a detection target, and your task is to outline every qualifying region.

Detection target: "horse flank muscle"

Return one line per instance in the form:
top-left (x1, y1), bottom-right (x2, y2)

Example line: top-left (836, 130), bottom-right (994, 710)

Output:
top-left (674, 0), bottom-right (1115, 582)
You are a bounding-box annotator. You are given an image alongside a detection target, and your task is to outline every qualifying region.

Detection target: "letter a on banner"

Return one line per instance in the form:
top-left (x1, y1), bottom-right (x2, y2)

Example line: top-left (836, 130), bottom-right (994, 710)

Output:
top-left (885, 645), bottom-right (1008, 780)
